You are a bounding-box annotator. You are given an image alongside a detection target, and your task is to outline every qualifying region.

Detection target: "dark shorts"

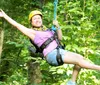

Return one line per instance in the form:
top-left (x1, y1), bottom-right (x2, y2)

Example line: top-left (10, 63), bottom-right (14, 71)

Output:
top-left (46, 48), bottom-right (67, 66)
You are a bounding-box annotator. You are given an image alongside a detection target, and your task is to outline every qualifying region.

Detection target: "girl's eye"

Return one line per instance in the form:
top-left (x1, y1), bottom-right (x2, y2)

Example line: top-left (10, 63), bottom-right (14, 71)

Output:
top-left (34, 17), bottom-right (40, 20)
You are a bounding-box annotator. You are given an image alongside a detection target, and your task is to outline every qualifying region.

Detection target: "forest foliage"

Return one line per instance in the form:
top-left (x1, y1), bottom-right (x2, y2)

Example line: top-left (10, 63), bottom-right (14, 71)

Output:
top-left (0, 0), bottom-right (100, 85)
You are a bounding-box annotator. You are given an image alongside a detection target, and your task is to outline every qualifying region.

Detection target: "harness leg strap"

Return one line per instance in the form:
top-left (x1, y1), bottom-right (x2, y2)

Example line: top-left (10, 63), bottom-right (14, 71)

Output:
top-left (56, 48), bottom-right (64, 66)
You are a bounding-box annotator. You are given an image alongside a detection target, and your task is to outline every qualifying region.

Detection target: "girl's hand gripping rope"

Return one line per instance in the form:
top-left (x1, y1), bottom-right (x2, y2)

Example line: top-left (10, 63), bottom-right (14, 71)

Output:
top-left (53, 20), bottom-right (60, 29)
top-left (51, 20), bottom-right (60, 31)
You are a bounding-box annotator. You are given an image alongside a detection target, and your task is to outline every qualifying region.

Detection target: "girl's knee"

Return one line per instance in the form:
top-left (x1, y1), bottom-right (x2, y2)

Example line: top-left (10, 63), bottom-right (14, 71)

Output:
top-left (75, 54), bottom-right (85, 65)
top-left (74, 65), bottom-right (81, 71)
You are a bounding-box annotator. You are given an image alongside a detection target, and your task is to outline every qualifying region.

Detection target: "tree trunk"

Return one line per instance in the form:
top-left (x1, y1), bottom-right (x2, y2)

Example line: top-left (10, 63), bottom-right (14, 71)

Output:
top-left (27, 59), bottom-right (42, 85)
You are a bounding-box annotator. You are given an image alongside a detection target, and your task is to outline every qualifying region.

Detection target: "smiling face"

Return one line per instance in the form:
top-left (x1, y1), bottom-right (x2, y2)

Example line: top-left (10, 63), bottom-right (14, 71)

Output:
top-left (31, 15), bottom-right (42, 28)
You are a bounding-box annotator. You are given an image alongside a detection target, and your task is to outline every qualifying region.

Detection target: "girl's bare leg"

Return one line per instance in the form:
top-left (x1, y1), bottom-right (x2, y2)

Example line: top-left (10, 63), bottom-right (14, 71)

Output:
top-left (63, 52), bottom-right (100, 71)
top-left (66, 65), bottom-right (81, 85)
top-left (71, 65), bottom-right (81, 82)
top-left (65, 52), bottom-right (100, 85)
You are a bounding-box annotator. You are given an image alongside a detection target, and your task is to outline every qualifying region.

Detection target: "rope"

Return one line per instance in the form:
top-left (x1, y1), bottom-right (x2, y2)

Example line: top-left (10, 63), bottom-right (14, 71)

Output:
top-left (53, 0), bottom-right (58, 20)
top-left (51, 0), bottom-right (58, 31)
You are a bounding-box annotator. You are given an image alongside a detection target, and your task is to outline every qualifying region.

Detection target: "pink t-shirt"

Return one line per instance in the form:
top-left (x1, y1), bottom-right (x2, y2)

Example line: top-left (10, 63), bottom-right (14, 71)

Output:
top-left (33, 30), bottom-right (58, 56)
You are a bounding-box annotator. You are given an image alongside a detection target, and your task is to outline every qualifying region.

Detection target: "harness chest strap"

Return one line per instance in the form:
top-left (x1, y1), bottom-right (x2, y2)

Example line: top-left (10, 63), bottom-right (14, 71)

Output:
top-left (39, 35), bottom-right (64, 66)
top-left (40, 36), bottom-right (55, 51)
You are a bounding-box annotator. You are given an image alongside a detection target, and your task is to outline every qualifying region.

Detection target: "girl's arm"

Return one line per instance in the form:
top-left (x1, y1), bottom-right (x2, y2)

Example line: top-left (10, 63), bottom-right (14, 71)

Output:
top-left (56, 28), bottom-right (62, 40)
top-left (53, 20), bottom-right (62, 40)
top-left (0, 9), bottom-right (35, 40)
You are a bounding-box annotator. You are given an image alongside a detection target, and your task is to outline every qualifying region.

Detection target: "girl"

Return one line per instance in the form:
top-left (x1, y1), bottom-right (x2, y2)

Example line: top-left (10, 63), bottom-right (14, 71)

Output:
top-left (0, 9), bottom-right (100, 85)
